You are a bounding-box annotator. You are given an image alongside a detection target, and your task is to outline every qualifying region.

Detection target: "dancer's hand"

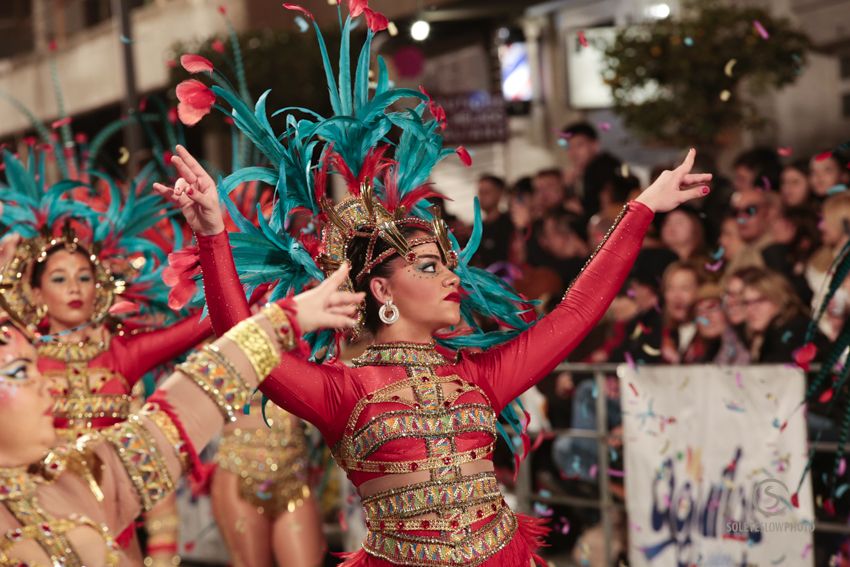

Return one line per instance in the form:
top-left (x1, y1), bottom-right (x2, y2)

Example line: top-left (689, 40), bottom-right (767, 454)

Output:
top-left (292, 263), bottom-right (365, 334)
top-left (635, 148), bottom-right (713, 213)
top-left (153, 145), bottom-right (225, 236)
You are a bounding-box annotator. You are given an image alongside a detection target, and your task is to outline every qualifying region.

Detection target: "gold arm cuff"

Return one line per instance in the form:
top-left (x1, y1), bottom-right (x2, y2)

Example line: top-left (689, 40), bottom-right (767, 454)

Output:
top-left (178, 347), bottom-right (250, 422)
top-left (103, 415), bottom-right (175, 512)
top-left (226, 317), bottom-right (281, 378)
top-left (261, 302), bottom-right (296, 352)
top-left (141, 403), bottom-right (190, 471)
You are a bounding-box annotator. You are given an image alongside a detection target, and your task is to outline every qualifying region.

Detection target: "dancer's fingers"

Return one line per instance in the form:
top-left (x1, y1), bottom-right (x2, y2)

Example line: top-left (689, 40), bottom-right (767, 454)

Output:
top-left (170, 155), bottom-right (198, 185)
top-left (175, 145), bottom-right (210, 188)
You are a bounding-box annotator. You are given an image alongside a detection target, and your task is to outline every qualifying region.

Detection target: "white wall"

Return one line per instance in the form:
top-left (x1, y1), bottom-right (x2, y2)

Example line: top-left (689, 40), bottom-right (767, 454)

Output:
top-left (0, 0), bottom-right (247, 137)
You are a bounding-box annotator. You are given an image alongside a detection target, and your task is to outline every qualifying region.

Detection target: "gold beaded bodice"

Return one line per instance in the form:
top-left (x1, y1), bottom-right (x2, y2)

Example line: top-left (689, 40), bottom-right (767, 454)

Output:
top-left (0, 449), bottom-right (119, 567)
top-left (37, 337), bottom-right (133, 437)
top-left (334, 343), bottom-right (513, 566)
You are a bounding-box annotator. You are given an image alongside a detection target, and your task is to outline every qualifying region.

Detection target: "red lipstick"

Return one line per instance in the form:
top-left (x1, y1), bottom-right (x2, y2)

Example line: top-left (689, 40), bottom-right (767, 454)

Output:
top-left (444, 292), bottom-right (461, 303)
top-left (68, 300), bottom-right (83, 309)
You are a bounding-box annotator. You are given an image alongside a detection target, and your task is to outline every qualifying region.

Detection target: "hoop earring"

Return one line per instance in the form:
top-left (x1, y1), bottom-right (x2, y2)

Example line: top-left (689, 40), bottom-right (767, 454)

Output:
top-left (379, 299), bottom-right (399, 325)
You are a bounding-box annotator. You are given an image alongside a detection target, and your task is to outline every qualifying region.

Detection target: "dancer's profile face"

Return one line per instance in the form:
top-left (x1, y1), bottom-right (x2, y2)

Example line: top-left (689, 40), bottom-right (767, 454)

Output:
top-left (373, 240), bottom-right (462, 334)
top-left (32, 249), bottom-right (97, 332)
top-left (0, 326), bottom-right (55, 467)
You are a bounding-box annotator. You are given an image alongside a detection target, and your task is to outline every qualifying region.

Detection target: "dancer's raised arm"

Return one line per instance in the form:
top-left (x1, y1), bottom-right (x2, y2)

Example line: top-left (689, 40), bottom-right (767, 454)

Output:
top-left (461, 149), bottom-right (712, 411)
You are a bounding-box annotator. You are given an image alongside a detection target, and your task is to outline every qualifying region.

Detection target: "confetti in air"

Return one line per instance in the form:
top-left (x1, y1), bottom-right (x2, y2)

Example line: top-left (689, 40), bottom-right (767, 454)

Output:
top-left (578, 31), bottom-right (588, 48)
top-left (723, 58), bottom-right (737, 77)
top-left (778, 146), bottom-right (793, 157)
top-left (294, 15), bottom-right (310, 32)
top-left (719, 90), bottom-right (731, 102)
top-left (753, 20), bottom-right (770, 39)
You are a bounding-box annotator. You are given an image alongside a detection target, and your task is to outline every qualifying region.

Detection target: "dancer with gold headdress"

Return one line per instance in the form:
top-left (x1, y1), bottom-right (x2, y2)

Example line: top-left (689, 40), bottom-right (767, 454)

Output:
top-left (0, 223), bottom-right (363, 565)
top-left (0, 138), bottom-right (208, 564)
top-left (156, 3), bottom-right (713, 565)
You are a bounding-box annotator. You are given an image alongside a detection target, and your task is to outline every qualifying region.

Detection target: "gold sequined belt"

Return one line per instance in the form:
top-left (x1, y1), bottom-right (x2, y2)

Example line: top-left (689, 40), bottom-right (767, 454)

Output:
top-left (361, 472), bottom-right (502, 522)
top-left (363, 504), bottom-right (517, 567)
top-left (52, 394), bottom-right (132, 423)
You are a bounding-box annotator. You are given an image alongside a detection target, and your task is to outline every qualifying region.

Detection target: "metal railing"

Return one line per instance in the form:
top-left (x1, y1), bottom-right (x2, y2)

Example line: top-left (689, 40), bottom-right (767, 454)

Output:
top-left (511, 362), bottom-right (846, 566)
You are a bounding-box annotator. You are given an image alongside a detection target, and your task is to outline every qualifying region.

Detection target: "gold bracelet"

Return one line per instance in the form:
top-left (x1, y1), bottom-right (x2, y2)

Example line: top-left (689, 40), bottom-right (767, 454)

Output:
top-left (261, 302), bottom-right (296, 352)
top-left (226, 317), bottom-right (281, 378)
top-left (141, 404), bottom-right (189, 472)
top-left (178, 348), bottom-right (250, 422)
top-left (103, 415), bottom-right (175, 512)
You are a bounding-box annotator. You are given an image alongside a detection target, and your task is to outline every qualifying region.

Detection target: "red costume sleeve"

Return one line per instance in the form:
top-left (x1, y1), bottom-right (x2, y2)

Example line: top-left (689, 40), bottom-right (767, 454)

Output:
top-left (113, 312), bottom-right (213, 384)
top-left (460, 201), bottom-right (654, 412)
top-left (197, 230), bottom-right (345, 435)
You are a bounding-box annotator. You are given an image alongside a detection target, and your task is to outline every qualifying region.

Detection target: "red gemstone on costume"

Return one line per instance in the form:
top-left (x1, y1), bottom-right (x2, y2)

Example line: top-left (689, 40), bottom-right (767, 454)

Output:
top-left (410, 462), bottom-right (418, 471)
top-left (421, 520), bottom-right (430, 529)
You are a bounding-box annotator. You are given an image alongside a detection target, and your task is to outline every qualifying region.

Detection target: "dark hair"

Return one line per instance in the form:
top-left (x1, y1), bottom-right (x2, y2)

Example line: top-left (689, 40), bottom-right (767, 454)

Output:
top-left (733, 147), bottom-right (782, 192)
top-left (346, 226), bottom-right (430, 334)
top-left (784, 158), bottom-right (810, 177)
top-left (543, 208), bottom-right (583, 237)
top-left (511, 176), bottom-right (533, 198)
top-left (534, 168), bottom-right (562, 181)
top-left (779, 205), bottom-right (821, 262)
top-left (30, 244), bottom-right (95, 289)
top-left (560, 121), bottom-right (598, 141)
top-left (608, 174), bottom-right (641, 204)
top-left (478, 174), bottom-right (506, 191)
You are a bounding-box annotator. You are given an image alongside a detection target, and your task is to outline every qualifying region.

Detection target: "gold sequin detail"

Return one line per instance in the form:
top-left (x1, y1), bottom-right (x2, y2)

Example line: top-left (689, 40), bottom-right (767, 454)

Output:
top-left (178, 346), bottom-right (250, 422)
top-left (261, 302), bottom-right (296, 352)
top-left (216, 407), bottom-right (311, 516)
top-left (227, 317), bottom-right (281, 378)
top-left (101, 414), bottom-right (175, 511)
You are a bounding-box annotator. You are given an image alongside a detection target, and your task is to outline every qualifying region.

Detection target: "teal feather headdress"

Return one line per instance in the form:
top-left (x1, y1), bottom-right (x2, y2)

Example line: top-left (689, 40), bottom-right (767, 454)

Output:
top-left (175, 2), bottom-right (539, 460)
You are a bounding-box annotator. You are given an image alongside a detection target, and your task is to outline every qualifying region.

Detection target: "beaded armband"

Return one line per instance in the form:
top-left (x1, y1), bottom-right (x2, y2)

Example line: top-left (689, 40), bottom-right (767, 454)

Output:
top-left (102, 414), bottom-right (175, 511)
top-left (177, 346), bottom-right (250, 422)
top-left (226, 317), bottom-right (281, 378)
top-left (261, 302), bottom-right (296, 352)
top-left (140, 403), bottom-right (190, 471)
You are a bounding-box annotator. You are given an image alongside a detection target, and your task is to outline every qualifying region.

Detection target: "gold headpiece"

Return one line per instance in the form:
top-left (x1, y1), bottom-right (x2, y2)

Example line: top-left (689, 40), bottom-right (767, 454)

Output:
top-left (316, 184), bottom-right (458, 336)
top-left (0, 225), bottom-right (119, 334)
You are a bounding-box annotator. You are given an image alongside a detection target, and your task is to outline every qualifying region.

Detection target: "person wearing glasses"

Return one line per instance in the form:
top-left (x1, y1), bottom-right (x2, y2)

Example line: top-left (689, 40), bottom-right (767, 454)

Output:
top-left (724, 189), bottom-right (776, 273)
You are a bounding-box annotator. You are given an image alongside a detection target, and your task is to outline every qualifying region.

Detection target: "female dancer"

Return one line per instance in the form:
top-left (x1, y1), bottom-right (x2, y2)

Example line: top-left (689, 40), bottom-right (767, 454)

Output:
top-left (157, 139), bottom-right (707, 567)
top-left (0, 152), bottom-right (213, 565)
top-left (0, 255), bottom-right (362, 565)
top-left (155, 7), bottom-right (710, 565)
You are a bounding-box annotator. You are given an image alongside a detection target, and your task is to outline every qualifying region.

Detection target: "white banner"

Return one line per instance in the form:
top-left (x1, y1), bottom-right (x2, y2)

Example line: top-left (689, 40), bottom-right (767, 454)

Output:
top-left (620, 365), bottom-right (815, 567)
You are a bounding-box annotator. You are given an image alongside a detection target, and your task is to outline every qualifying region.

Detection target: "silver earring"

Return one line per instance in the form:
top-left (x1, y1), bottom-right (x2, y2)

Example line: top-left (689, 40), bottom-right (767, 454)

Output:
top-left (379, 299), bottom-right (399, 325)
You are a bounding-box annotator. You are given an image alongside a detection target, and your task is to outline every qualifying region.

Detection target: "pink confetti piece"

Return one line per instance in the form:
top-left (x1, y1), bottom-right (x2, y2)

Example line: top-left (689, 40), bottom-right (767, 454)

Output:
top-left (735, 372), bottom-right (743, 388)
top-left (839, 458), bottom-right (847, 476)
top-left (705, 259), bottom-right (724, 272)
top-left (578, 31), bottom-right (588, 48)
top-left (589, 464), bottom-right (598, 478)
top-left (51, 117), bottom-right (72, 129)
top-left (609, 468), bottom-right (624, 478)
top-left (598, 121), bottom-right (611, 132)
top-left (624, 352), bottom-right (636, 370)
top-left (753, 20), bottom-right (769, 40)
top-left (801, 543), bottom-right (812, 559)
top-left (629, 382), bottom-right (639, 397)
top-left (778, 146), bottom-right (793, 157)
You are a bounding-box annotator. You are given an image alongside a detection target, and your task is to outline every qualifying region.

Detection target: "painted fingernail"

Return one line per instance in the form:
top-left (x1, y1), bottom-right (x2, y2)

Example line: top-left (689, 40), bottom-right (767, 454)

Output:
top-left (702, 186), bottom-right (710, 195)
top-left (187, 188), bottom-right (194, 195)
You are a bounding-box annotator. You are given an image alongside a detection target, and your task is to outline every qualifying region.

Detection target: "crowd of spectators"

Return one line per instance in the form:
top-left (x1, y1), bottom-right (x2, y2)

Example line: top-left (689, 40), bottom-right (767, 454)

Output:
top-left (464, 122), bottom-right (850, 564)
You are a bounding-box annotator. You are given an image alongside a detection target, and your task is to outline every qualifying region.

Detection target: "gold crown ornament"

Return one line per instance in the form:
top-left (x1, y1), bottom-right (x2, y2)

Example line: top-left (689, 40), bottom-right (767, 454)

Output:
top-left (0, 223), bottom-right (119, 335)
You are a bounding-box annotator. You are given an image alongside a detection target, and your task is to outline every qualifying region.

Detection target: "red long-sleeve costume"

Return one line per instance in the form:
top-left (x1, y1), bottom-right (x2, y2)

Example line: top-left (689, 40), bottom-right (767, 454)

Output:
top-left (198, 201), bottom-right (654, 566)
top-left (39, 314), bottom-right (213, 433)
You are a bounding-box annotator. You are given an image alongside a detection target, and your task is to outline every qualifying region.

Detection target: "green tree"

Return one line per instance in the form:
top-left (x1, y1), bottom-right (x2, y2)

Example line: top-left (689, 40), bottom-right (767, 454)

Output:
top-left (602, 0), bottom-right (811, 149)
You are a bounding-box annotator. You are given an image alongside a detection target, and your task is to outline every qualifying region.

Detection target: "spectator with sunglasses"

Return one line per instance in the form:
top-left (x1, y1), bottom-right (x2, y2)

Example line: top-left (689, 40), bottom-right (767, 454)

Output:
top-left (724, 189), bottom-right (776, 273)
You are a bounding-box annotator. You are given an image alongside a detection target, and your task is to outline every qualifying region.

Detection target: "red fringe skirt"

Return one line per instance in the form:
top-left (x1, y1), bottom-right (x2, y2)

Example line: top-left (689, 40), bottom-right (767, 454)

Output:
top-left (336, 513), bottom-right (548, 566)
